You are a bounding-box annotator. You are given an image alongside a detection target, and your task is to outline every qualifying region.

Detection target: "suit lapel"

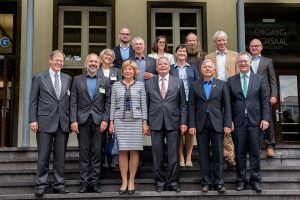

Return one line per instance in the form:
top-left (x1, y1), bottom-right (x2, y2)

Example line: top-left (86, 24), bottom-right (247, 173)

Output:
top-left (80, 73), bottom-right (90, 99)
top-left (208, 77), bottom-right (217, 99)
top-left (198, 79), bottom-right (207, 100)
top-left (247, 73), bottom-right (255, 98)
top-left (60, 73), bottom-right (68, 100)
top-left (153, 76), bottom-right (163, 99)
top-left (256, 56), bottom-right (265, 74)
top-left (43, 71), bottom-right (57, 99)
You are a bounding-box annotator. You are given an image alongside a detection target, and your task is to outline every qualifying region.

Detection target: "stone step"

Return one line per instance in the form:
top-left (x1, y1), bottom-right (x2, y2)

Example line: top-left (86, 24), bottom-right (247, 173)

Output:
top-left (0, 190), bottom-right (300, 200)
top-left (0, 177), bottom-right (299, 195)
top-left (1, 165), bottom-right (300, 182)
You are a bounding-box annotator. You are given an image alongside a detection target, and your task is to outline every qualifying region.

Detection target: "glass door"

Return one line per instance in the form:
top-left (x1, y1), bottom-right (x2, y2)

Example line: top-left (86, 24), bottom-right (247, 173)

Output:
top-left (275, 70), bottom-right (300, 143)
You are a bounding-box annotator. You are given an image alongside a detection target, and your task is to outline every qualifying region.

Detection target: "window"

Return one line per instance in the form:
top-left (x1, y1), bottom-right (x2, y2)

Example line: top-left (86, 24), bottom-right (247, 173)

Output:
top-left (58, 6), bottom-right (111, 68)
top-left (150, 8), bottom-right (203, 54)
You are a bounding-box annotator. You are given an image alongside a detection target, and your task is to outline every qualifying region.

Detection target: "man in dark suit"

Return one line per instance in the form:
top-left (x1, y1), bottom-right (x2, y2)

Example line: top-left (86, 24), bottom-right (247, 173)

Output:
top-left (131, 36), bottom-right (157, 82)
top-left (227, 52), bottom-right (270, 192)
top-left (112, 27), bottom-right (135, 68)
top-left (70, 53), bottom-right (111, 193)
top-left (145, 56), bottom-right (188, 193)
top-left (29, 50), bottom-right (72, 196)
top-left (249, 39), bottom-right (278, 158)
top-left (189, 59), bottom-right (232, 193)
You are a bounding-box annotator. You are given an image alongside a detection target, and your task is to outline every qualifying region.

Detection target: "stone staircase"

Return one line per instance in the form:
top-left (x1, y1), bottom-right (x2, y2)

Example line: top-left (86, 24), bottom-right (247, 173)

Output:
top-left (0, 144), bottom-right (299, 199)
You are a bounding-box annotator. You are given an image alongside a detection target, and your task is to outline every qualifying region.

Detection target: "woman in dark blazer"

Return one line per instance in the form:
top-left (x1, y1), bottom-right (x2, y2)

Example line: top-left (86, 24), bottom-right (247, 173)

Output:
top-left (170, 44), bottom-right (200, 167)
top-left (99, 49), bottom-right (122, 168)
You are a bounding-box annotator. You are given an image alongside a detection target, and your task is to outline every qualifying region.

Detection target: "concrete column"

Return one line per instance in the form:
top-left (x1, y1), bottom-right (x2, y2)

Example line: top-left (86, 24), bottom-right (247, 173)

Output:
top-left (22, 0), bottom-right (34, 147)
top-left (237, 0), bottom-right (246, 52)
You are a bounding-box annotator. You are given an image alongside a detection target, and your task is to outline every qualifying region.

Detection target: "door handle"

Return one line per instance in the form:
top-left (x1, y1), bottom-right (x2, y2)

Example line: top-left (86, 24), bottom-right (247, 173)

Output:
top-left (276, 109), bottom-right (283, 122)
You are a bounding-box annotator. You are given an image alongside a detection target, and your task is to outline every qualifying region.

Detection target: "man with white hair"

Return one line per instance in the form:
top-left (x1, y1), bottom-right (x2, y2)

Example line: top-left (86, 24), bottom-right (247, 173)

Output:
top-left (205, 31), bottom-right (238, 167)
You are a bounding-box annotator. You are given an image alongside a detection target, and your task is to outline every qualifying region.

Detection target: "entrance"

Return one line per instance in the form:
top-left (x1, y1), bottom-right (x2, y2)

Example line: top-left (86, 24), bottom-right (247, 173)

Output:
top-left (274, 69), bottom-right (300, 143)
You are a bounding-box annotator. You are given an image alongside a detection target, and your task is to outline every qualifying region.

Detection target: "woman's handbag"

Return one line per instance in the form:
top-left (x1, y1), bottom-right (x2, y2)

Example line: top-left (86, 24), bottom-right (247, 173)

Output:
top-left (105, 134), bottom-right (119, 156)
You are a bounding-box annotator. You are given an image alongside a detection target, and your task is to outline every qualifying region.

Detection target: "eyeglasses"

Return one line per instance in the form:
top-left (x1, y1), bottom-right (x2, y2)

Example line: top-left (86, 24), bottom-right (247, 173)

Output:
top-left (120, 33), bottom-right (131, 36)
top-left (250, 45), bottom-right (261, 48)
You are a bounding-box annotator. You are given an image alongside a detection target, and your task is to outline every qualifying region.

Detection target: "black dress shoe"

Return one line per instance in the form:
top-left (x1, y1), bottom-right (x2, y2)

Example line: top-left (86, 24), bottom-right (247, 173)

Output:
top-left (91, 184), bottom-right (102, 193)
top-left (156, 186), bottom-right (164, 192)
top-left (79, 186), bottom-right (88, 193)
top-left (236, 182), bottom-right (246, 191)
top-left (35, 188), bottom-right (45, 196)
top-left (251, 182), bottom-right (262, 192)
top-left (119, 188), bottom-right (127, 195)
top-left (169, 185), bottom-right (181, 193)
top-left (214, 185), bottom-right (226, 192)
top-left (128, 189), bottom-right (135, 195)
top-left (53, 187), bottom-right (70, 194)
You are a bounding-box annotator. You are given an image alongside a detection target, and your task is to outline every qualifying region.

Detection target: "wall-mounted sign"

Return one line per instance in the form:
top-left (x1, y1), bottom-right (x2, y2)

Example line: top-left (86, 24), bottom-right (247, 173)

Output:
top-left (246, 20), bottom-right (298, 56)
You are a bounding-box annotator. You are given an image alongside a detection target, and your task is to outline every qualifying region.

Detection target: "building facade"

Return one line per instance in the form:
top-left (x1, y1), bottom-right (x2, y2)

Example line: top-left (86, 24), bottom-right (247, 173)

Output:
top-left (0, 0), bottom-right (299, 147)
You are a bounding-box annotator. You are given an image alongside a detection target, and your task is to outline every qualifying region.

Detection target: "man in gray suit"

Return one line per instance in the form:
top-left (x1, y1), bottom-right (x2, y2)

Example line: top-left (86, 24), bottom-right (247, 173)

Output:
top-left (29, 50), bottom-right (72, 196)
top-left (189, 59), bottom-right (232, 193)
top-left (249, 39), bottom-right (278, 158)
top-left (145, 56), bottom-right (188, 193)
top-left (70, 53), bottom-right (111, 193)
top-left (227, 52), bottom-right (270, 192)
top-left (131, 36), bottom-right (157, 82)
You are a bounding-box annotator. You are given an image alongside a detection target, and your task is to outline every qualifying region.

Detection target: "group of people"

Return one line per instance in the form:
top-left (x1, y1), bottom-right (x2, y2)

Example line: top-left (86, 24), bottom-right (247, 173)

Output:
top-left (29, 27), bottom-right (277, 197)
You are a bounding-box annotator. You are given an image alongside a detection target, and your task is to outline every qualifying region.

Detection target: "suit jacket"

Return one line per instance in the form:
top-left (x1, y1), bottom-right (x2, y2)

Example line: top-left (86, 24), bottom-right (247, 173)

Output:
top-left (70, 71), bottom-right (111, 125)
top-left (130, 55), bottom-right (157, 75)
top-left (253, 56), bottom-right (278, 98)
top-left (145, 74), bottom-right (187, 130)
top-left (110, 81), bottom-right (147, 120)
top-left (205, 49), bottom-right (239, 79)
top-left (227, 73), bottom-right (270, 127)
top-left (112, 45), bottom-right (135, 69)
top-left (189, 77), bottom-right (231, 133)
top-left (98, 66), bottom-right (122, 85)
top-left (29, 70), bottom-right (72, 133)
top-left (169, 63), bottom-right (200, 86)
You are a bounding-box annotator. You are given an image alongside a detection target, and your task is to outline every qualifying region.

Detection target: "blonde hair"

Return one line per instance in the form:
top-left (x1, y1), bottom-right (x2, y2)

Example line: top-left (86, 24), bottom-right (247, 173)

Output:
top-left (121, 59), bottom-right (140, 78)
top-left (99, 49), bottom-right (116, 66)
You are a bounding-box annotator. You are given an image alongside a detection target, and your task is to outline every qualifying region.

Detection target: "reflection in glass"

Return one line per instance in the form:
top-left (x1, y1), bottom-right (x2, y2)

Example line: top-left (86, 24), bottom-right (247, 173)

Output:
top-left (279, 75), bottom-right (299, 141)
top-left (63, 28), bottom-right (81, 43)
top-left (63, 45), bottom-right (81, 61)
top-left (89, 12), bottom-right (106, 26)
top-left (180, 13), bottom-right (197, 27)
top-left (64, 11), bottom-right (81, 26)
top-left (89, 29), bottom-right (106, 43)
top-left (155, 13), bottom-right (172, 27)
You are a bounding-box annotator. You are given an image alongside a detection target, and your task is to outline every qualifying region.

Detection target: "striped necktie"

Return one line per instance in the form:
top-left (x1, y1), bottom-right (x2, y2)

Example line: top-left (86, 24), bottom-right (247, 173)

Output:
top-left (54, 73), bottom-right (61, 99)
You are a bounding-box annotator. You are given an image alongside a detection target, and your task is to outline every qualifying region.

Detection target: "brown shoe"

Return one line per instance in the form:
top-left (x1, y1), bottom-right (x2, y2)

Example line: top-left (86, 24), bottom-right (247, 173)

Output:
top-left (227, 159), bottom-right (236, 167)
top-left (267, 147), bottom-right (275, 158)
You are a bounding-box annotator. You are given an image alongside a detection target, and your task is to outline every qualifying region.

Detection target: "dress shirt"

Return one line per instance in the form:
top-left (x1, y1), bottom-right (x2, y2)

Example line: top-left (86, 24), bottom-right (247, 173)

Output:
top-left (159, 74), bottom-right (169, 94)
top-left (203, 78), bottom-right (214, 113)
top-left (251, 55), bottom-right (261, 74)
top-left (174, 63), bottom-right (190, 101)
top-left (216, 49), bottom-right (227, 81)
top-left (135, 56), bottom-right (146, 82)
top-left (86, 74), bottom-right (97, 99)
top-left (120, 44), bottom-right (130, 60)
top-left (49, 69), bottom-right (61, 91)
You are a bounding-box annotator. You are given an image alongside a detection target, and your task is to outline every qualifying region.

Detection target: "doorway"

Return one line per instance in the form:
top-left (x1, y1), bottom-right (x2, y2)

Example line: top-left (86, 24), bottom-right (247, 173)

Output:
top-left (274, 69), bottom-right (300, 143)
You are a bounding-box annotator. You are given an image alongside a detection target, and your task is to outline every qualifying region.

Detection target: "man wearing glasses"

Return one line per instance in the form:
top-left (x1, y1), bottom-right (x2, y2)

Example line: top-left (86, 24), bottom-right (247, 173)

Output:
top-left (249, 38), bottom-right (278, 158)
top-left (113, 27), bottom-right (135, 68)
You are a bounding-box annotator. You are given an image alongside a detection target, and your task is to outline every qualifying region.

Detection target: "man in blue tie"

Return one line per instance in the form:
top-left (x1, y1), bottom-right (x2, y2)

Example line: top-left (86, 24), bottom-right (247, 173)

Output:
top-left (249, 39), bottom-right (277, 158)
top-left (227, 52), bottom-right (270, 192)
top-left (189, 59), bottom-right (232, 192)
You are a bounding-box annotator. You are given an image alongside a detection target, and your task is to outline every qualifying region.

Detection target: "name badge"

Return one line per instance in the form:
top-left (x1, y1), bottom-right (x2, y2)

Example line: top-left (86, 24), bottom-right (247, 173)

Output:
top-left (99, 87), bottom-right (105, 94)
top-left (110, 76), bottom-right (117, 81)
top-left (67, 89), bottom-right (70, 96)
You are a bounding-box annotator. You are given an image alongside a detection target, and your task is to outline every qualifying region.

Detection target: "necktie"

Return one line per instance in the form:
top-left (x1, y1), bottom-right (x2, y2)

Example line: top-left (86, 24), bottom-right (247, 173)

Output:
top-left (242, 74), bottom-right (248, 98)
top-left (54, 73), bottom-right (61, 99)
top-left (161, 78), bottom-right (166, 99)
